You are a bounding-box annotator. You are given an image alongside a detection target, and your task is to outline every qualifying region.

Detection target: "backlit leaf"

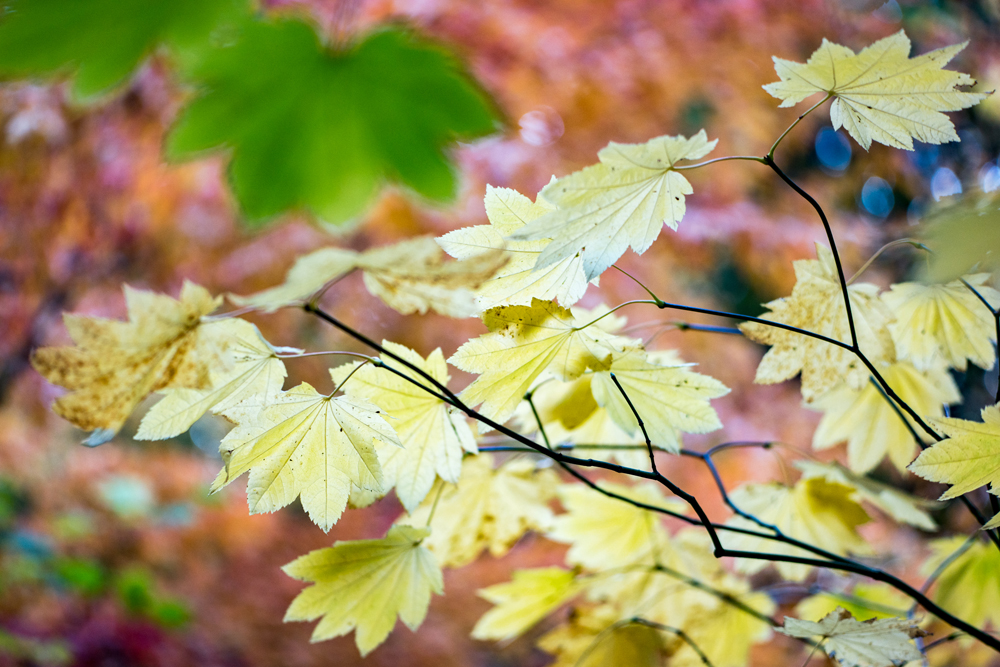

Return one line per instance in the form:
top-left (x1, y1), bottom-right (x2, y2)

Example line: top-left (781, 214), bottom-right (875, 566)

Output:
top-left (438, 186), bottom-right (592, 309)
top-left (509, 131), bottom-right (717, 281)
top-left (283, 525), bottom-right (442, 655)
top-left (210, 382), bottom-right (401, 531)
top-left (471, 567), bottom-right (581, 641)
top-left (778, 607), bottom-right (925, 667)
top-left (765, 31), bottom-right (987, 150)
top-left (331, 342), bottom-right (476, 511)
top-left (399, 454), bottom-right (558, 567)
top-left (741, 243), bottom-right (895, 401)
top-left (725, 478), bottom-right (870, 581)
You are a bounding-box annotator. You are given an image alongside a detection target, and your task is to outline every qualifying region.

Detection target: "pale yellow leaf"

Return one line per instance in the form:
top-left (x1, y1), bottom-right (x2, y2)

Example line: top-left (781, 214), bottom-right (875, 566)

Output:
top-left (882, 275), bottom-right (1000, 371)
top-left (725, 478), bottom-right (870, 581)
top-left (32, 281), bottom-right (223, 445)
top-left (549, 482), bottom-right (685, 571)
top-left (399, 454), bottom-right (558, 567)
top-left (795, 460), bottom-right (938, 531)
top-left (211, 382), bottom-right (401, 531)
top-left (537, 607), bottom-right (664, 667)
top-left (670, 581), bottom-right (775, 667)
top-left (509, 131), bottom-right (718, 280)
top-left (449, 298), bottom-right (623, 425)
top-left (590, 347), bottom-right (729, 453)
top-left (228, 247), bottom-right (359, 312)
top-left (909, 404), bottom-right (1000, 500)
top-left (471, 567), bottom-right (581, 641)
top-left (331, 342), bottom-right (476, 511)
top-left (229, 237), bottom-right (506, 317)
top-left (765, 31), bottom-right (988, 150)
top-left (438, 186), bottom-right (592, 309)
top-left (779, 607), bottom-right (925, 667)
top-left (808, 361), bottom-right (958, 473)
top-left (740, 243), bottom-right (895, 401)
top-left (357, 236), bottom-right (508, 318)
top-left (283, 524), bottom-right (443, 655)
top-left (795, 583), bottom-right (911, 623)
top-left (922, 536), bottom-right (1000, 628)
top-left (136, 319), bottom-right (291, 440)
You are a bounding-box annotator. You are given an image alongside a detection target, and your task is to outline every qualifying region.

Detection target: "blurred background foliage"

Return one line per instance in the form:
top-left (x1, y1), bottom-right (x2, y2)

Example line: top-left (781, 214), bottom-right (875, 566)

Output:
top-left (1, 0), bottom-right (1000, 665)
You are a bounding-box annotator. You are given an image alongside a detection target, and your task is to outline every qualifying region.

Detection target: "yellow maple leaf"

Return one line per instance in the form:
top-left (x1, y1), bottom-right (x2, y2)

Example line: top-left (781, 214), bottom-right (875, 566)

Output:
top-left (590, 347), bottom-right (729, 453)
top-left (764, 31), bottom-right (988, 150)
top-left (669, 579), bottom-right (775, 667)
top-left (808, 361), bottom-right (958, 473)
top-left (135, 319), bottom-right (292, 440)
top-left (399, 454), bottom-right (558, 567)
top-left (31, 281), bottom-right (223, 445)
top-left (922, 536), bottom-right (1000, 628)
top-left (779, 607), bottom-right (925, 667)
top-left (283, 524), bottom-right (442, 655)
top-left (724, 478), bottom-right (870, 581)
top-left (228, 247), bottom-right (359, 313)
top-left (537, 606), bottom-right (664, 667)
top-left (210, 382), bottom-right (401, 531)
top-left (795, 583), bottom-right (910, 623)
top-left (740, 243), bottom-right (895, 401)
top-left (231, 237), bottom-right (506, 317)
top-left (508, 131), bottom-right (718, 281)
top-left (438, 186), bottom-right (592, 309)
top-left (471, 567), bottom-right (582, 641)
top-left (330, 343), bottom-right (477, 512)
top-left (882, 275), bottom-right (1000, 371)
top-left (795, 461), bottom-right (937, 531)
top-left (549, 482), bottom-right (685, 571)
top-left (449, 298), bottom-right (623, 425)
top-left (908, 405), bottom-right (1000, 520)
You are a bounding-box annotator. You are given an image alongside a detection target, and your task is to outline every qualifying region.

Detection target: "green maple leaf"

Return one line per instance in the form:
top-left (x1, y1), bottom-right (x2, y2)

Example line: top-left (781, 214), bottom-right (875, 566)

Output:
top-left (0, 0), bottom-right (247, 101)
top-left (166, 19), bottom-right (499, 224)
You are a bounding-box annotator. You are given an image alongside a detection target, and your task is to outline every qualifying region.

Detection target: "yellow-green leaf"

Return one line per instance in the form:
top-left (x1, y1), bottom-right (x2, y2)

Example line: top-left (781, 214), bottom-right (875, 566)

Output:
top-left (331, 342), bottom-right (476, 511)
top-left (400, 454), bottom-right (558, 567)
top-left (741, 243), bottom-right (895, 401)
top-left (549, 482), bottom-right (684, 571)
top-left (211, 382), bottom-right (401, 531)
top-left (509, 131), bottom-right (717, 281)
top-left (283, 525), bottom-right (443, 655)
top-left (438, 186), bottom-right (592, 309)
top-left (909, 404), bottom-right (1000, 504)
top-left (590, 347), bottom-right (729, 453)
top-left (882, 275), bottom-right (1000, 371)
top-left (808, 361), bottom-right (958, 473)
top-left (449, 298), bottom-right (623, 425)
top-left (136, 319), bottom-right (291, 440)
top-left (765, 31), bottom-right (987, 150)
top-left (471, 567), bottom-right (581, 641)
top-left (725, 478), bottom-right (870, 581)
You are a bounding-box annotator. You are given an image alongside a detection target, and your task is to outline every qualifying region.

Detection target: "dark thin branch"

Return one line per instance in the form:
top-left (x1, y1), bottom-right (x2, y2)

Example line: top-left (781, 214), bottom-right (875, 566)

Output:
top-left (629, 618), bottom-right (714, 666)
top-left (610, 373), bottom-right (658, 474)
top-left (763, 155), bottom-right (859, 350)
top-left (524, 391), bottom-right (552, 449)
top-left (303, 304), bottom-right (1000, 653)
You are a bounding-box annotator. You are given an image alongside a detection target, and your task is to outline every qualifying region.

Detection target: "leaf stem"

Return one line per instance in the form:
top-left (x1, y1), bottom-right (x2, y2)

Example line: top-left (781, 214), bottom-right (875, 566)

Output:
top-left (672, 155), bottom-right (767, 171)
top-left (847, 238), bottom-right (931, 285)
top-left (767, 93), bottom-right (832, 161)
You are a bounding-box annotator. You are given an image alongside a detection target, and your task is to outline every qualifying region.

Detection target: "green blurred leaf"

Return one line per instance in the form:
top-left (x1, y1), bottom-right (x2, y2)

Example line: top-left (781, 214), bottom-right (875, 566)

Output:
top-left (116, 567), bottom-right (155, 614)
top-left (0, 0), bottom-right (248, 101)
top-left (53, 557), bottom-right (105, 597)
top-left (151, 599), bottom-right (191, 628)
top-left (167, 20), bottom-right (499, 224)
top-left (920, 191), bottom-right (1000, 282)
